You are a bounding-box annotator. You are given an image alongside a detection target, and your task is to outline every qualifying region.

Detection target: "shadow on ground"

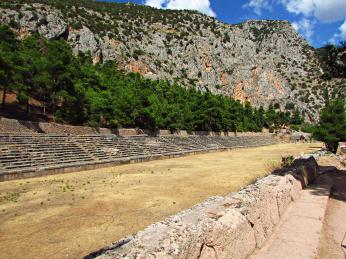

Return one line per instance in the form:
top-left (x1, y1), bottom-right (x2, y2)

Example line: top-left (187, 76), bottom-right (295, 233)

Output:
top-left (308, 166), bottom-right (346, 202)
top-left (328, 170), bottom-right (346, 202)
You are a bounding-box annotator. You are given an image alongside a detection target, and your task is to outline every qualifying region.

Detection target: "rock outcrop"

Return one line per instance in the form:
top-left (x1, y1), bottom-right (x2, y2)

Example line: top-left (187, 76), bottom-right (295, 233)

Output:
top-left (1, 0), bottom-right (345, 121)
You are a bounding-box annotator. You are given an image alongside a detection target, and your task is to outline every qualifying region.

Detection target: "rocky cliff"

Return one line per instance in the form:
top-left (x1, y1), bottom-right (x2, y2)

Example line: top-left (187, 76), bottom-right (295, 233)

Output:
top-left (1, 0), bottom-right (344, 121)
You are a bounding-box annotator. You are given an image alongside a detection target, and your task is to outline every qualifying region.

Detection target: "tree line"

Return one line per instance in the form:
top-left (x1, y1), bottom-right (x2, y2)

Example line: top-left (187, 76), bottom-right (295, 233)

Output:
top-left (0, 25), bottom-right (300, 132)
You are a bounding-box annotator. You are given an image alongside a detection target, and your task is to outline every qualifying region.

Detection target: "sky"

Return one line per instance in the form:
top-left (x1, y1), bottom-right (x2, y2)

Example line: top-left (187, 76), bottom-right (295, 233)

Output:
top-left (102, 0), bottom-right (346, 48)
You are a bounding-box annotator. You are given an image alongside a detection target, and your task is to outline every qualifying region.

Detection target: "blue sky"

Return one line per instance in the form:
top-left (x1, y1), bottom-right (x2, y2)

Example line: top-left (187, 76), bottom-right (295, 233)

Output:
top-left (103, 0), bottom-right (346, 48)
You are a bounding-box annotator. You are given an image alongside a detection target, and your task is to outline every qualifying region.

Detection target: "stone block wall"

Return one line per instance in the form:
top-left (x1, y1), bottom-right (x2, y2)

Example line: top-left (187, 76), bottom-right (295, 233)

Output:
top-left (88, 157), bottom-right (319, 259)
top-left (0, 117), bottom-right (114, 135)
top-left (0, 117), bottom-right (273, 137)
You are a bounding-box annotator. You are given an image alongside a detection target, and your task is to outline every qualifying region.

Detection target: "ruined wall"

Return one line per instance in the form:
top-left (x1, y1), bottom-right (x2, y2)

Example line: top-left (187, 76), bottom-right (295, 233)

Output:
top-left (0, 117), bottom-right (271, 137)
top-left (0, 117), bottom-right (114, 135)
top-left (88, 157), bottom-right (319, 259)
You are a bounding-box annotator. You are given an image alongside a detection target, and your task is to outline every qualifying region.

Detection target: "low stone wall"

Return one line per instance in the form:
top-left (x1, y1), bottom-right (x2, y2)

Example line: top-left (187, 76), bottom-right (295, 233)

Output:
top-left (0, 117), bottom-right (270, 137)
top-left (0, 117), bottom-right (114, 135)
top-left (88, 157), bottom-right (319, 259)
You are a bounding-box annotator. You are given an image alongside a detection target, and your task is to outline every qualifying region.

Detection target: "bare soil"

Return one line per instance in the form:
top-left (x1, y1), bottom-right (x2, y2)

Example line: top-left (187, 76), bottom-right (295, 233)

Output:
top-left (317, 156), bottom-right (346, 259)
top-left (0, 143), bottom-right (319, 258)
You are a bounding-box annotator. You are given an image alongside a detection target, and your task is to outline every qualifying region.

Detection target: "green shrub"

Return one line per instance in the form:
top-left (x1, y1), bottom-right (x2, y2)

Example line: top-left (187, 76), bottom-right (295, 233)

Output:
top-left (281, 156), bottom-right (294, 167)
top-left (133, 49), bottom-right (145, 60)
top-left (313, 98), bottom-right (346, 153)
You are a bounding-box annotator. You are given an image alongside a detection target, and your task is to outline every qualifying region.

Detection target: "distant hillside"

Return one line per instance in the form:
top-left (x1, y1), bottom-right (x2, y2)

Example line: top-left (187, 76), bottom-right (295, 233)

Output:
top-left (316, 43), bottom-right (346, 77)
top-left (0, 0), bottom-right (345, 121)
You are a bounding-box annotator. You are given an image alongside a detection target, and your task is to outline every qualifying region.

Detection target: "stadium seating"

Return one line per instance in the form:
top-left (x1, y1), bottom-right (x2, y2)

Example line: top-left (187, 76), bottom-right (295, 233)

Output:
top-left (0, 133), bottom-right (277, 180)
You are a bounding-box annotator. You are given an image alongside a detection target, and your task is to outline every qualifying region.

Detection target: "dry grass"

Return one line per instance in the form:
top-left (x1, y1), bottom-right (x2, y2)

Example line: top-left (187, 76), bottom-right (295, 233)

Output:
top-left (264, 160), bottom-right (283, 174)
top-left (0, 143), bottom-right (320, 258)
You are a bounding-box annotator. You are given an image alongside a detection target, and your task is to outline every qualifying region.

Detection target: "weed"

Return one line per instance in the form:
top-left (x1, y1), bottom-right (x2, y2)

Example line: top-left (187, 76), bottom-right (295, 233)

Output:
top-left (264, 160), bottom-right (281, 174)
top-left (1, 192), bottom-right (20, 203)
top-left (281, 156), bottom-right (295, 167)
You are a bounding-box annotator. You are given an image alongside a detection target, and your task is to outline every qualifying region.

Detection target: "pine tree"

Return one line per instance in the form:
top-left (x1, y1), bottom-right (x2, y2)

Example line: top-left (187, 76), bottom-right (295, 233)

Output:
top-left (0, 25), bottom-right (20, 112)
top-left (265, 103), bottom-right (278, 131)
top-left (290, 109), bottom-right (303, 125)
top-left (313, 98), bottom-right (346, 153)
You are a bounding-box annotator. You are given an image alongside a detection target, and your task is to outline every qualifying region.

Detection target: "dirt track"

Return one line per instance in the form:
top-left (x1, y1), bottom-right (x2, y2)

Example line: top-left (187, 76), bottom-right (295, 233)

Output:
top-left (317, 157), bottom-right (346, 259)
top-left (0, 143), bottom-right (320, 258)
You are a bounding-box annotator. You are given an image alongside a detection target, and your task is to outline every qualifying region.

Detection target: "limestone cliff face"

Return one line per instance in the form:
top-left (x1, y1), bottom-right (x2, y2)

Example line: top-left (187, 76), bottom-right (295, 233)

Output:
top-left (0, 0), bottom-right (338, 121)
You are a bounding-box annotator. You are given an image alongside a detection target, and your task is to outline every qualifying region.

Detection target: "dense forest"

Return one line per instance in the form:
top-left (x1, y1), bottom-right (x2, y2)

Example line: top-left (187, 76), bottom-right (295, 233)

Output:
top-left (0, 25), bottom-right (299, 132)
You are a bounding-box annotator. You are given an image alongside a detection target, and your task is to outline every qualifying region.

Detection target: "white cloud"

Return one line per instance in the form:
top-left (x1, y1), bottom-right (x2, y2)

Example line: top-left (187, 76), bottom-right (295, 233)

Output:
top-left (339, 20), bottom-right (346, 39)
top-left (314, 1), bottom-right (346, 22)
top-left (280, 0), bottom-right (346, 23)
top-left (243, 0), bottom-right (346, 22)
top-left (329, 20), bottom-right (346, 43)
top-left (292, 18), bottom-right (316, 42)
top-left (282, 0), bottom-right (314, 16)
top-left (145, 0), bottom-right (165, 8)
top-left (144, 0), bottom-right (216, 17)
top-left (243, 0), bottom-right (272, 15)
top-left (279, 0), bottom-right (346, 45)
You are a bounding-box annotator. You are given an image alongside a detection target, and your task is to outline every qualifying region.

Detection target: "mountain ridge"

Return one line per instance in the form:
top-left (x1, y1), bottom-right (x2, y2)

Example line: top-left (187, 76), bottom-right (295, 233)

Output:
top-left (0, 0), bottom-right (345, 121)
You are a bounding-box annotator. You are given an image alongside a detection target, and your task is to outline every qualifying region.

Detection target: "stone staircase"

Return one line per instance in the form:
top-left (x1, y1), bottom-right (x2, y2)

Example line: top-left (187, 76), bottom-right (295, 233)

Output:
top-left (0, 133), bottom-right (277, 181)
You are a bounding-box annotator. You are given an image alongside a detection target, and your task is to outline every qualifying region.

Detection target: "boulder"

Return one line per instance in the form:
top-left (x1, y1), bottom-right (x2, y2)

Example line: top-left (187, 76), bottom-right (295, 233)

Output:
top-left (291, 157), bottom-right (318, 187)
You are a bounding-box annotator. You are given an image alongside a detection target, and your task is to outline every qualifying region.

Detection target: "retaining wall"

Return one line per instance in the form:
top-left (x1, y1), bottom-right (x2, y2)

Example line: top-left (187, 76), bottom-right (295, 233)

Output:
top-left (0, 117), bottom-right (268, 137)
top-left (0, 117), bottom-right (115, 135)
top-left (87, 157), bottom-right (319, 259)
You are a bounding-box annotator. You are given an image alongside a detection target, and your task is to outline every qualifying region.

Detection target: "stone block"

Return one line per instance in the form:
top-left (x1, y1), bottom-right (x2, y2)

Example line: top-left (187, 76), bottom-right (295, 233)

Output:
top-left (292, 157), bottom-right (318, 187)
top-left (224, 187), bottom-right (276, 247)
top-left (197, 209), bottom-right (256, 259)
top-left (95, 201), bottom-right (257, 259)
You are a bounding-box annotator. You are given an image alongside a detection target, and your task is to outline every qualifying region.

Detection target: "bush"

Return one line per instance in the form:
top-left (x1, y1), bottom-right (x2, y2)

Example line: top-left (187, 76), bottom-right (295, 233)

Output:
top-left (290, 124), bottom-right (300, 131)
top-left (281, 156), bottom-right (294, 167)
top-left (285, 102), bottom-right (295, 110)
top-left (300, 123), bottom-right (315, 133)
top-left (133, 49), bottom-right (145, 60)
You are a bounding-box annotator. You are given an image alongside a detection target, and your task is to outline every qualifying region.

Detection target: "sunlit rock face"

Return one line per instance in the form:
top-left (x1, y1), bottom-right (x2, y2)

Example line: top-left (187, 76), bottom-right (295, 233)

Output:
top-left (2, 1), bottom-right (342, 121)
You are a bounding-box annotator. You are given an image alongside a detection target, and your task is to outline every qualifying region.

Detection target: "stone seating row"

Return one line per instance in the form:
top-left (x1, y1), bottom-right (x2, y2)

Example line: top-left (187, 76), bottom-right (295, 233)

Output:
top-left (0, 133), bottom-right (276, 178)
